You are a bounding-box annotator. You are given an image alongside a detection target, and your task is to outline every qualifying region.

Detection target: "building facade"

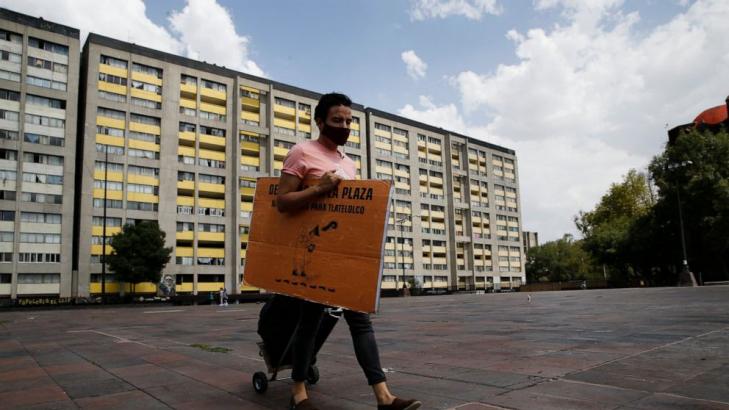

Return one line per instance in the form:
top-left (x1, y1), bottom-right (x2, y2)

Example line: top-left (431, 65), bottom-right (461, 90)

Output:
top-left (1, 7), bottom-right (524, 300)
top-left (0, 9), bottom-right (79, 299)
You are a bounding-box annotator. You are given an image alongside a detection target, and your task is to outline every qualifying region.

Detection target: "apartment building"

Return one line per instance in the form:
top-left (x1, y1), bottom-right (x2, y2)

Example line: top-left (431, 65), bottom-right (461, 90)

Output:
top-left (0, 7), bottom-right (523, 299)
top-left (0, 9), bottom-right (79, 299)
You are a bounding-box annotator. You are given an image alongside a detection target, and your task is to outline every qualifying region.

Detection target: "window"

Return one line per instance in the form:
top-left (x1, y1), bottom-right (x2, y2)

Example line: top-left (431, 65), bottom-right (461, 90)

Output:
top-left (0, 50), bottom-right (21, 63)
top-left (23, 173), bottom-right (63, 185)
top-left (0, 231), bottom-right (13, 242)
top-left (128, 149), bottom-right (159, 160)
top-left (201, 79), bottom-right (226, 92)
top-left (0, 29), bottom-right (22, 44)
top-left (127, 201), bottom-right (158, 212)
top-left (25, 113), bottom-right (65, 129)
top-left (93, 199), bottom-right (122, 209)
top-left (179, 107), bottom-right (196, 117)
top-left (126, 183), bottom-right (157, 195)
top-left (0, 109), bottom-right (19, 122)
top-left (27, 56), bottom-right (67, 73)
top-left (0, 89), bottom-right (20, 102)
top-left (19, 233), bottom-right (61, 243)
top-left (176, 222), bottom-right (194, 231)
top-left (27, 76), bottom-right (66, 91)
top-left (24, 133), bottom-right (64, 147)
top-left (21, 192), bottom-right (62, 204)
top-left (95, 161), bottom-right (123, 173)
top-left (98, 72), bottom-right (127, 86)
top-left (96, 125), bottom-right (125, 138)
top-left (198, 158), bottom-right (225, 169)
top-left (91, 216), bottom-right (122, 227)
top-left (200, 110), bottom-right (225, 122)
top-left (131, 80), bottom-right (161, 94)
top-left (98, 91), bottom-right (126, 103)
top-left (274, 97), bottom-right (295, 108)
top-left (199, 174), bottom-right (224, 184)
top-left (26, 94), bottom-right (66, 110)
top-left (0, 169), bottom-right (16, 181)
top-left (200, 125), bottom-right (225, 137)
top-left (97, 107), bottom-right (125, 120)
top-left (128, 165), bottom-right (159, 177)
top-left (131, 97), bottom-right (161, 110)
top-left (132, 62), bottom-right (162, 79)
top-left (23, 152), bottom-right (63, 166)
top-left (199, 223), bottom-right (225, 233)
top-left (0, 68), bottom-right (20, 82)
top-left (93, 180), bottom-right (123, 190)
top-left (0, 211), bottom-right (14, 220)
top-left (100, 55), bottom-right (127, 68)
top-left (17, 273), bottom-right (61, 283)
top-left (96, 145), bottom-right (122, 158)
top-left (179, 122), bottom-right (196, 132)
top-left (375, 123), bottom-right (391, 132)
top-left (181, 74), bottom-right (196, 85)
top-left (130, 113), bottom-right (160, 126)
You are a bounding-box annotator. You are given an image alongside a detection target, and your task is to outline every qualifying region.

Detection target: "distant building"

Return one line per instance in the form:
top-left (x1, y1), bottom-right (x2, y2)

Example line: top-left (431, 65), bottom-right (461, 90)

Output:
top-left (523, 231), bottom-right (539, 251)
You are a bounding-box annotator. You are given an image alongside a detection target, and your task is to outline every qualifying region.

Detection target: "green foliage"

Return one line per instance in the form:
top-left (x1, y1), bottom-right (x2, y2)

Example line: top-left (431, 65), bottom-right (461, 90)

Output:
top-left (190, 343), bottom-right (231, 353)
top-left (106, 221), bottom-right (172, 294)
top-left (647, 127), bottom-right (729, 281)
top-left (526, 234), bottom-right (599, 282)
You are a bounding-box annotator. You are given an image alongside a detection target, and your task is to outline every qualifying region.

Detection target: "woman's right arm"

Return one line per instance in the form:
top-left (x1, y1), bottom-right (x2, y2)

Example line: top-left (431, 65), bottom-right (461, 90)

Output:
top-left (276, 171), bottom-right (342, 213)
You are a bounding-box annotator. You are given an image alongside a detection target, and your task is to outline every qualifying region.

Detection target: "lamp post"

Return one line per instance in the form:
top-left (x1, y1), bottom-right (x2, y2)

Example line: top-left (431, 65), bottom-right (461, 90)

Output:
top-left (666, 160), bottom-right (697, 286)
top-left (396, 216), bottom-right (409, 295)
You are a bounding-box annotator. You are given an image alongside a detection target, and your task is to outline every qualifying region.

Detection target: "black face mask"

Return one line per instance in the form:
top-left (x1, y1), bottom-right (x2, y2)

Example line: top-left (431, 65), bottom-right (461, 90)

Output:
top-left (322, 124), bottom-right (350, 146)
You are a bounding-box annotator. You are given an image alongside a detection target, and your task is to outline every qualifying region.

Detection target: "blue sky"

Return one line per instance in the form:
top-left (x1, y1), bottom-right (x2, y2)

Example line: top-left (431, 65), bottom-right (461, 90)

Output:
top-left (4, 0), bottom-right (728, 241)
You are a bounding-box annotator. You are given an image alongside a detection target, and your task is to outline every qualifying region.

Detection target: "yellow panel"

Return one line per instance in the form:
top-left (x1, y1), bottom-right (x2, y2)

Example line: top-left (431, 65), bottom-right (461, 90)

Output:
top-left (241, 96), bottom-right (260, 108)
top-left (128, 139), bottom-right (160, 152)
top-left (273, 146), bottom-right (289, 158)
top-left (176, 231), bottom-right (193, 241)
top-left (177, 180), bottom-right (194, 190)
top-left (274, 160), bottom-right (283, 170)
top-left (198, 182), bottom-right (225, 194)
top-left (298, 111), bottom-right (311, 121)
top-left (94, 170), bottom-right (123, 182)
top-left (97, 116), bottom-right (125, 129)
top-left (178, 146), bottom-right (196, 157)
top-left (91, 226), bottom-right (121, 236)
top-left (393, 145), bottom-right (408, 155)
top-left (198, 198), bottom-right (225, 208)
top-left (241, 111), bottom-right (260, 121)
top-left (177, 283), bottom-right (193, 292)
top-left (273, 117), bottom-right (296, 129)
top-left (241, 202), bottom-right (253, 211)
top-left (129, 122), bottom-right (160, 135)
top-left (298, 123), bottom-right (311, 133)
top-left (240, 156), bottom-right (260, 166)
top-left (198, 232), bottom-right (225, 242)
top-left (199, 134), bottom-right (226, 147)
top-left (197, 247), bottom-right (224, 258)
top-left (199, 148), bottom-right (226, 161)
top-left (90, 244), bottom-right (113, 255)
top-left (240, 249), bottom-right (247, 258)
top-left (392, 133), bottom-right (408, 143)
top-left (98, 63), bottom-right (127, 78)
top-left (131, 71), bottom-right (162, 86)
top-left (200, 87), bottom-right (226, 101)
top-left (198, 283), bottom-right (224, 292)
top-left (374, 128), bottom-right (390, 138)
top-left (176, 247), bottom-right (193, 257)
top-left (375, 141), bottom-right (391, 150)
top-left (430, 177), bottom-right (444, 186)
top-left (240, 141), bottom-right (259, 152)
top-left (177, 196), bottom-right (194, 206)
top-left (180, 83), bottom-right (197, 94)
top-left (180, 97), bottom-right (197, 109)
top-left (349, 134), bottom-right (361, 144)
top-left (273, 104), bottom-right (295, 117)
top-left (241, 85), bottom-right (260, 93)
top-left (350, 122), bottom-right (360, 131)
top-left (127, 192), bottom-right (159, 203)
top-left (95, 134), bottom-right (125, 147)
top-left (200, 101), bottom-right (227, 115)
top-left (240, 186), bottom-right (255, 197)
top-left (97, 81), bottom-right (127, 95)
top-left (240, 233), bottom-right (249, 241)
top-left (178, 131), bottom-right (195, 142)
top-left (127, 174), bottom-right (159, 186)
top-left (130, 88), bottom-right (162, 102)
top-left (92, 189), bottom-right (123, 200)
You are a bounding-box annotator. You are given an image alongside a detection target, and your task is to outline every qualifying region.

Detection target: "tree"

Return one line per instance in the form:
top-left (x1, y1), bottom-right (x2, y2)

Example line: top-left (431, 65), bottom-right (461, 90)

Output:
top-left (575, 170), bottom-right (653, 285)
top-left (106, 221), bottom-right (173, 299)
top-left (648, 127), bottom-right (729, 281)
top-left (526, 234), bottom-right (599, 283)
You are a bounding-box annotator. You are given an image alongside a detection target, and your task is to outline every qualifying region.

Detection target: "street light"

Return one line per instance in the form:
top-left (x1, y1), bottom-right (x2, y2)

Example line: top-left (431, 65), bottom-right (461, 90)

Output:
top-left (395, 216), bottom-right (409, 295)
top-left (666, 160), bottom-right (697, 286)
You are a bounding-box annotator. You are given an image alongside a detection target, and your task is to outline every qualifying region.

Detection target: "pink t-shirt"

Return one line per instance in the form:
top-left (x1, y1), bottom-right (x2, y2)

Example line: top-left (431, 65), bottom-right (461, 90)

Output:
top-left (282, 140), bottom-right (356, 180)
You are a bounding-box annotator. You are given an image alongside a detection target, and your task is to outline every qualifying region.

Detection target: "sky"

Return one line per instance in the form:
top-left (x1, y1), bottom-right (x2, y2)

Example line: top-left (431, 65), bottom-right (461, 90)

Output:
top-left (4, 0), bottom-right (729, 242)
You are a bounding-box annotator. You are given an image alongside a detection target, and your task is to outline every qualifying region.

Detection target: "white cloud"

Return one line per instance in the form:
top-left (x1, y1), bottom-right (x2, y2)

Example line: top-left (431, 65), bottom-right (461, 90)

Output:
top-left (401, 0), bottom-right (729, 241)
top-left (401, 50), bottom-right (428, 80)
top-left (400, 96), bottom-right (468, 132)
top-left (0, 0), bottom-right (265, 77)
top-left (409, 0), bottom-right (502, 21)
top-left (169, 0), bottom-right (264, 77)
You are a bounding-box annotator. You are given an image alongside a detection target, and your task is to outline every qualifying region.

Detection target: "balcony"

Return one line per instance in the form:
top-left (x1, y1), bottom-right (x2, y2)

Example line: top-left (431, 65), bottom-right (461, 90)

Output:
top-left (197, 232), bottom-right (225, 242)
top-left (176, 231), bottom-right (194, 241)
top-left (177, 180), bottom-right (194, 191)
top-left (198, 182), bottom-right (225, 195)
top-left (199, 133), bottom-right (226, 148)
top-left (180, 82), bottom-right (197, 95)
top-left (178, 131), bottom-right (195, 144)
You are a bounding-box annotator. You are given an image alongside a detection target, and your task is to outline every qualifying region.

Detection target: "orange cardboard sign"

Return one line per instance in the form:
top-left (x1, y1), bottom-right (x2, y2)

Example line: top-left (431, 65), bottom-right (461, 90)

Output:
top-left (244, 178), bottom-right (392, 313)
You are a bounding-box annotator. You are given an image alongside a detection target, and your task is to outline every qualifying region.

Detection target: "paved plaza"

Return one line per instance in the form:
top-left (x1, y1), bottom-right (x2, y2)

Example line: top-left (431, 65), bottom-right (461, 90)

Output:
top-left (0, 286), bottom-right (728, 409)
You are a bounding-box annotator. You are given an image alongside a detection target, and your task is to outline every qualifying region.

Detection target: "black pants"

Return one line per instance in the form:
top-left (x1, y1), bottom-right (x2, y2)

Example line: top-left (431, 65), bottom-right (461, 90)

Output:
top-left (291, 300), bottom-right (387, 385)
